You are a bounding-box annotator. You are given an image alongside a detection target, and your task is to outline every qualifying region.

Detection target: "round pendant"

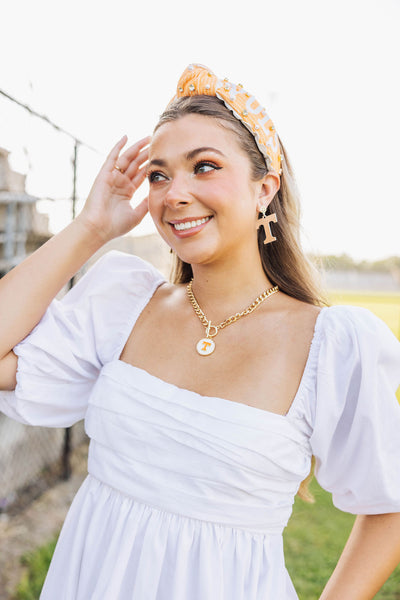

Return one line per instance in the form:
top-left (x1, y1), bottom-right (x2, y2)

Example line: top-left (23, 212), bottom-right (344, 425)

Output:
top-left (196, 337), bottom-right (215, 356)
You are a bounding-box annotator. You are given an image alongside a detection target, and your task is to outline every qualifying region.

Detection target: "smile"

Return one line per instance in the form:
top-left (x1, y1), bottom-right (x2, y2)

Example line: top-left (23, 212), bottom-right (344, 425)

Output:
top-left (171, 216), bottom-right (212, 231)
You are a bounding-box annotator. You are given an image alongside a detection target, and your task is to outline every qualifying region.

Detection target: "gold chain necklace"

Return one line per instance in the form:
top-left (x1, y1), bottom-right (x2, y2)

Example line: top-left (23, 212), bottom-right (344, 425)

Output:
top-left (186, 279), bottom-right (279, 356)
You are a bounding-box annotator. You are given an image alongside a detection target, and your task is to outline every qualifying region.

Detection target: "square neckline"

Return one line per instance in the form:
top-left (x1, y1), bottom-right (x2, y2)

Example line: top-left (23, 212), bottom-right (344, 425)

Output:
top-left (111, 276), bottom-right (329, 420)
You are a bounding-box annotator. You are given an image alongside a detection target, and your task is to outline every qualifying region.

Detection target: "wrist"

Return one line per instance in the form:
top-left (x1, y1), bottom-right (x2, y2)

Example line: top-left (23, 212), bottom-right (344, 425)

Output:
top-left (73, 214), bottom-right (112, 248)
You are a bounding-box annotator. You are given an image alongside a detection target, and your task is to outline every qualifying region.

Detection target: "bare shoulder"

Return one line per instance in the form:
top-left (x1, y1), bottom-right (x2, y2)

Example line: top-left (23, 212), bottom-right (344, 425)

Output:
top-left (151, 281), bottom-right (186, 308)
top-left (133, 280), bottom-right (188, 328)
top-left (265, 292), bottom-right (323, 353)
top-left (154, 281), bottom-right (183, 299)
top-left (273, 291), bottom-right (322, 324)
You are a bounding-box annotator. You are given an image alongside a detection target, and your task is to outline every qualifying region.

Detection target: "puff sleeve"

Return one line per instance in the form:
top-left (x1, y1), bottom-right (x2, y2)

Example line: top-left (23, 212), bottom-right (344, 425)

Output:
top-left (310, 305), bottom-right (400, 514)
top-left (0, 251), bottom-right (165, 428)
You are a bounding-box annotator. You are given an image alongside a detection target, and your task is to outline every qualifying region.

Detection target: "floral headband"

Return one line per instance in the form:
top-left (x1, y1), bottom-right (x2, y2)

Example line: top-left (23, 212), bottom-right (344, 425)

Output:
top-left (169, 64), bottom-right (282, 175)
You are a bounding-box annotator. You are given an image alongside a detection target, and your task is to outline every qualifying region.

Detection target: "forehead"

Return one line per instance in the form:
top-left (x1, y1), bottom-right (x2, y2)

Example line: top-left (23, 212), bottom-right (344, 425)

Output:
top-left (150, 114), bottom-right (244, 159)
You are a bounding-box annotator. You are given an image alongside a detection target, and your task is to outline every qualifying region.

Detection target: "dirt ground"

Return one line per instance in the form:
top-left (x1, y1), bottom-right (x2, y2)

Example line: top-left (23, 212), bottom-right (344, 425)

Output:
top-left (0, 444), bottom-right (88, 600)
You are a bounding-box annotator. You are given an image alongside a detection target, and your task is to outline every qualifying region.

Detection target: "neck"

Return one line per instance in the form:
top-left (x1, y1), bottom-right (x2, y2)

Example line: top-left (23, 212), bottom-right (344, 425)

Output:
top-left (189, 253), bottom-right (275, 322)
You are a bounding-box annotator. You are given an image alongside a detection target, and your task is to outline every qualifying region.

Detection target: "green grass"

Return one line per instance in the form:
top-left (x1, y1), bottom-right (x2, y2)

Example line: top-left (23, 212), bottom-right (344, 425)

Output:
top-left (328, 290), bottom-right (400, 339)
top-left (284, 479), bottom-right (400, 599)
top-left (13, 537), bottom-right (58, 600)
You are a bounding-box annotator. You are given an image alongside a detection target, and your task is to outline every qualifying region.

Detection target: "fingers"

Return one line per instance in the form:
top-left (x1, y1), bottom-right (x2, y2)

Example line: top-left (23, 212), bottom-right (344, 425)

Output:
top-left (120, 136), bottom-right (151, 164)
top-left (103, 136), bottom-right (128, 170)
top-left (130, 162), bottom-right (149, 191)
top-left (116, 136), bottom-right (151, 174)
top-left (124, 147), bottom-right (149, 180)
top-left (111, 154), bottom-right (149, 196)
top-left (104, 135), bottom-right (151, 177)
top-left (110, 136), bottom-right (151, 181)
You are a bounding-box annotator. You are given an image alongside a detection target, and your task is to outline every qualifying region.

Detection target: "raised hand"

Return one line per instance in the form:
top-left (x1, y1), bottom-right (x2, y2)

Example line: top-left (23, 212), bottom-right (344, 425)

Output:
top-left (77, 135), bottom-right (151, 243)
top-left (0, 136), bottom-right (154, 363)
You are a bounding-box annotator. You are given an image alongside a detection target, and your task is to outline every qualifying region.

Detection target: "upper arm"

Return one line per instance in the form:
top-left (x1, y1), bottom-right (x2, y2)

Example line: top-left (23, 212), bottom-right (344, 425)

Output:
top-left (0, 252), bottom-right (165, 426)
top-left (310, 306), bottom-right (400, 514)
top-left (0, 350), bottom-right (18, 391)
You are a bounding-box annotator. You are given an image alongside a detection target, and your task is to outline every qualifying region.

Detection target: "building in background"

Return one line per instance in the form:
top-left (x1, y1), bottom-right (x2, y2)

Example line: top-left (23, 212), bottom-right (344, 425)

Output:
top-left (0, 146), bottom-right (171, 279)
top-left (0, 147), bottom-right (52, 276)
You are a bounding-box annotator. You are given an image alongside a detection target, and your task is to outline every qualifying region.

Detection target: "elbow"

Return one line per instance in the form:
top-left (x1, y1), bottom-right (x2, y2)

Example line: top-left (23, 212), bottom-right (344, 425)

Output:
top-left (0, 350), bottom-right (18, 391)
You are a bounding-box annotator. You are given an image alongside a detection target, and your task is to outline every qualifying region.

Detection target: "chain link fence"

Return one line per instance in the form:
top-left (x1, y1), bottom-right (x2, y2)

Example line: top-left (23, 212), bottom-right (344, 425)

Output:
top-left (0, 419), bottom-right (87, 512)
top-left (0, 89), bottom-right (100, 514)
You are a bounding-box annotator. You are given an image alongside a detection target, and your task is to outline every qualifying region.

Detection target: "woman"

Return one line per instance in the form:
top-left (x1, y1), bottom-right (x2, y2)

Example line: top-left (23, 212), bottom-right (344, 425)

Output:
top-left (1, 64), bottom-right (400, 599)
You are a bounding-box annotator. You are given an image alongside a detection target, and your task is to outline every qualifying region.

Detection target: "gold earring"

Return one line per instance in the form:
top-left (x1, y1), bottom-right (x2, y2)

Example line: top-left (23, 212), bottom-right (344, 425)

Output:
top-left (257, 207), bottom-right (278, 244)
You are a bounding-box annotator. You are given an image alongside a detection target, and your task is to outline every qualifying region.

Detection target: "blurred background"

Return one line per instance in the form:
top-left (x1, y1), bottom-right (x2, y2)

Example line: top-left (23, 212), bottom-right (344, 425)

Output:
top-left (1, 0), bottom-right (400, 260)
top-left (1, 0), bottom-right (399, 598)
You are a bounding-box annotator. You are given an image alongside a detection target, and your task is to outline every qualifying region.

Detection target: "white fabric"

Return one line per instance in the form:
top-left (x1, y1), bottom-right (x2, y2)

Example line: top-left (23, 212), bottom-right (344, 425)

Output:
top-left (1, 250), bottom-right (400, 600)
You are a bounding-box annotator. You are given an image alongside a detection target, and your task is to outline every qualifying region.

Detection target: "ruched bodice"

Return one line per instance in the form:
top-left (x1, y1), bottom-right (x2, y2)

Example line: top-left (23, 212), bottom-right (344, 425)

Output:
top-left (86, 360), bottom-right (312, 536)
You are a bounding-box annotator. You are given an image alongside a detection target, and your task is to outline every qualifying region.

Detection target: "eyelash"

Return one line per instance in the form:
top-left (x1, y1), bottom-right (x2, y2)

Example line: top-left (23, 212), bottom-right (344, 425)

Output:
top-left (148, 160), bottom-right (222, 183)
top-left (194, 160), bottom-right (222, 174)
top-left (148, 171), bottom-right (166, 184)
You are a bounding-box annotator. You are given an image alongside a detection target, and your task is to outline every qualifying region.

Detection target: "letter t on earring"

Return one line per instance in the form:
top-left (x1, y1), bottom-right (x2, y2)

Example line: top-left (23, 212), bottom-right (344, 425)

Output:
top-left (257, 207), bottom-right (278, 244)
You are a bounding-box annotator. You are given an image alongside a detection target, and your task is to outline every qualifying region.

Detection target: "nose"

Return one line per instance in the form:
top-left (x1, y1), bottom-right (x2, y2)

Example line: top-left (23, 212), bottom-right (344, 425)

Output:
top-left (164, 173), bottom-right (193, 208)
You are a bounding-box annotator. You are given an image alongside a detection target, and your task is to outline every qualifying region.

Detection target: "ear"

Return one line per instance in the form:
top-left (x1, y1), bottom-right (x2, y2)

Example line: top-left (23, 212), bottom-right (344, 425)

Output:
top-left (256, 172), bottom-right (280, 213)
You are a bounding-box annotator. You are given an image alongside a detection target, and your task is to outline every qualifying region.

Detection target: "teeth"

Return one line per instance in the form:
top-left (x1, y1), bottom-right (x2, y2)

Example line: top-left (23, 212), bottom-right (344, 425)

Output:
top-left (173, 216), bottom-right (211, 231)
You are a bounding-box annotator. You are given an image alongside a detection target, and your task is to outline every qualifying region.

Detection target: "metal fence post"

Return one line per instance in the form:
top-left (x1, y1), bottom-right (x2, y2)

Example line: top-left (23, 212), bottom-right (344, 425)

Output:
top-left (61, 140), bottom-right (80, 481)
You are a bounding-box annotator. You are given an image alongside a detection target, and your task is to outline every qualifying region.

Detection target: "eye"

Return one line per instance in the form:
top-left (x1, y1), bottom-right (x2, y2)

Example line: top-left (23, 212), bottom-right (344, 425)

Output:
top-left (194, 161), bottom-right (222, 175)
top-left (148, 171), bottom-right (167, 184)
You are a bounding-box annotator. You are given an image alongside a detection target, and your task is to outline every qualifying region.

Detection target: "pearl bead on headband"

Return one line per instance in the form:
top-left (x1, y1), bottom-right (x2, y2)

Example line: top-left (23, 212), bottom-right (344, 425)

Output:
top-left (169, 64), bottom-right (283, 175)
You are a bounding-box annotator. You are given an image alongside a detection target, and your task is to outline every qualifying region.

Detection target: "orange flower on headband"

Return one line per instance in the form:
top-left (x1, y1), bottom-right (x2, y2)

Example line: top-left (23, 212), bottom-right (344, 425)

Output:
top-left (169, 64), bottom-right (283, 175)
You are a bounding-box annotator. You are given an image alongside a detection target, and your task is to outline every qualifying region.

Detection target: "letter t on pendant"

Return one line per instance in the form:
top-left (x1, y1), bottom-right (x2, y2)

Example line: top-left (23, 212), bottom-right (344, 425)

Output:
top-left (257, 211), bottom-right (278, 244)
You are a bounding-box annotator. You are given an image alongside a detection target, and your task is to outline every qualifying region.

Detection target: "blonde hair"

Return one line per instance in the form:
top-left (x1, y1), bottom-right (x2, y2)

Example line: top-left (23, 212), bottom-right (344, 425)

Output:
top-left (155, 95), bottom-right (327, 500)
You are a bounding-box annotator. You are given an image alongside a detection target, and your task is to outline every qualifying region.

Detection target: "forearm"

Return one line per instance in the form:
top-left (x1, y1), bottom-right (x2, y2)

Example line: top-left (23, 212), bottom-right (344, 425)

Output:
top-left (0, 134), bottom-right (150, 360)
top-left (320, 512), bottom-right (400, 599)
top-left (0, 216), bottom-right (105, 358)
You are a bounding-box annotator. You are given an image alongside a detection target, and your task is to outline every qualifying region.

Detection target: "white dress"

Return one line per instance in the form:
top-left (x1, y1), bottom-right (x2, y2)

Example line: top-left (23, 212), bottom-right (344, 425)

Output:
top-left (1, 250), bottom-right (400, 600)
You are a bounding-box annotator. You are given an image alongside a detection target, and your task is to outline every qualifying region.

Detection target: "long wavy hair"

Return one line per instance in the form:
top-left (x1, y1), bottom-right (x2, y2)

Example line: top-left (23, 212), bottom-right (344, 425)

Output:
top-left (154, 95), bottom-right (327, 500)
top-left (154, 95), bottom-right (327, 309)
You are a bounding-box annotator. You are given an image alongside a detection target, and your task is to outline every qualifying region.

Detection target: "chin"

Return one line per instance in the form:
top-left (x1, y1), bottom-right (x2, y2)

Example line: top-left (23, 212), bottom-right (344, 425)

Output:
top-left (173, 244), bottom-right (219, 267)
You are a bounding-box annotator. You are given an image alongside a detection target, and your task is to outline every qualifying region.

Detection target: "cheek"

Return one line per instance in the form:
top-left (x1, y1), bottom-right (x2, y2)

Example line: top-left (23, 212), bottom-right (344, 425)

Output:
top-left (148, 205), bottom-right (171, 245)
top-left (147, 191), bottom-right (175, 246)
top-left (200, 180), bottom-right (234, 208)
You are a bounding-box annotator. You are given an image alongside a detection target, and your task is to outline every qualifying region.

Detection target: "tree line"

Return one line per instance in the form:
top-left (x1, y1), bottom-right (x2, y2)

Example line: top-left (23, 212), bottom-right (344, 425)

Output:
top-left (310, 254), bottom-right (400, 273)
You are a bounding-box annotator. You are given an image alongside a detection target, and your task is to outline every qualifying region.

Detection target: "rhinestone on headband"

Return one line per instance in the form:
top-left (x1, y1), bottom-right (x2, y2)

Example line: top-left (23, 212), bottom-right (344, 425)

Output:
top-left (169, 64), bottom-right (282, 175)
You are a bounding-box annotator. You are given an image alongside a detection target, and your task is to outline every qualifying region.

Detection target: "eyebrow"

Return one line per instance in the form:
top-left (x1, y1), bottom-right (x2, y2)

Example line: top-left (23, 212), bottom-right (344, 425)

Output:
top-left (186, 147), bottom-right (225, 160)
top-left (147, 147), bottom-right (225, 169)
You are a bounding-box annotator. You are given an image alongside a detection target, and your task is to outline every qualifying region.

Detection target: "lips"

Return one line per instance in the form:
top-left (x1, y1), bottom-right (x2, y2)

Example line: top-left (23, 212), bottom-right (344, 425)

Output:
top-left (168, 215), bottom-right (213, 237)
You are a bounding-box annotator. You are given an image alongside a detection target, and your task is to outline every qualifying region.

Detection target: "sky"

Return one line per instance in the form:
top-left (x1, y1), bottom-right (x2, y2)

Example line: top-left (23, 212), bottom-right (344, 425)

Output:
top-left (1, 0), bottom-right (399, 261)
